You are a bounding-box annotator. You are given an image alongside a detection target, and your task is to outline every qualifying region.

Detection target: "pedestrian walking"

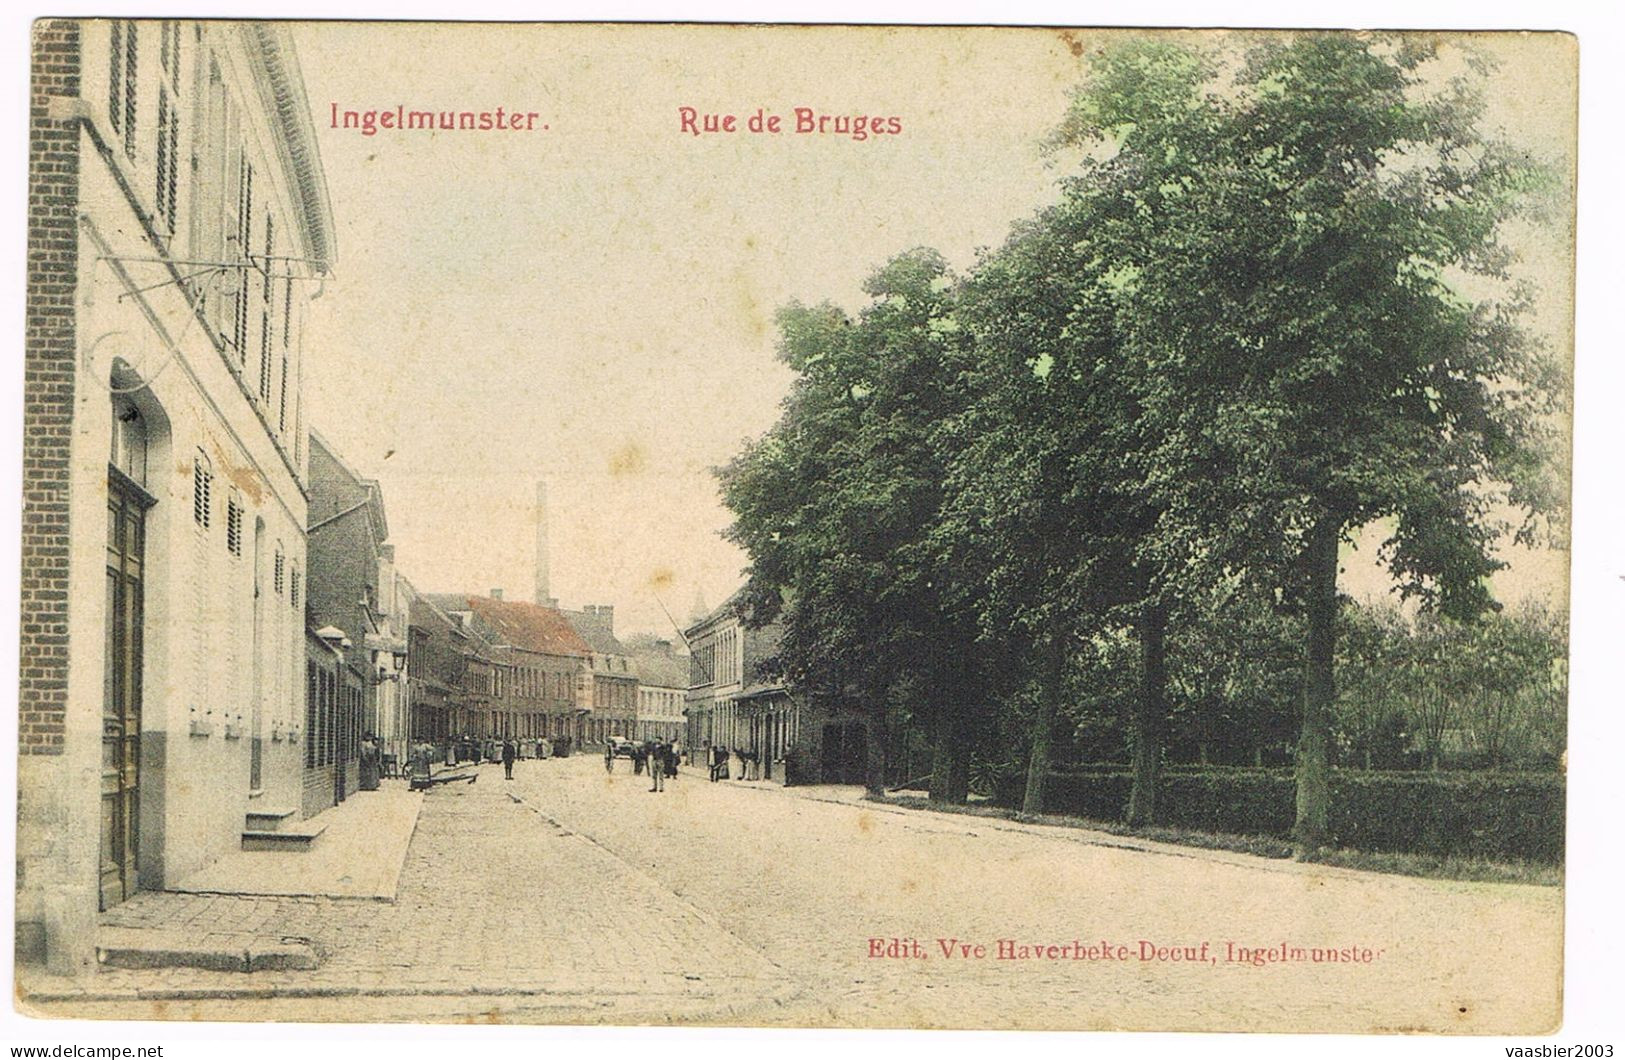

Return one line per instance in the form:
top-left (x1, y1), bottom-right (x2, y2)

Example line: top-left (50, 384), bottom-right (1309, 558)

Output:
top-left (604, 741), bottom-right (614, 774)
top-left (649, 743), bottom-right (666, 792)
top-left (664, 742), bottom-right (678, 780)
top-left (359, 733), bottom-right (382, 791)
top-left (501, 739), bottom-right (516, 780)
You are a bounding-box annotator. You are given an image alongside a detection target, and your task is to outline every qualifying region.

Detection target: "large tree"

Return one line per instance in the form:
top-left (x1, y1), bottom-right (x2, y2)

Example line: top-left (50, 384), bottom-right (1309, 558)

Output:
top-left (940, 190), bottom-right (1183, 821)
top-left (1059, 35), bottom-right (1561, 850)
top-left (720, 248), bottom-right (975, 799)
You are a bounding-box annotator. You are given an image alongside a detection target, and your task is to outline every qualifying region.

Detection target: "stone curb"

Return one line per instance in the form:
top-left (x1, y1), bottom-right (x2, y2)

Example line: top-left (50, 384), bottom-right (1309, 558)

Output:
top-left (96, 928), bottom-right (319, 974)
top-left (21, 974), bottom-right (801, 1008)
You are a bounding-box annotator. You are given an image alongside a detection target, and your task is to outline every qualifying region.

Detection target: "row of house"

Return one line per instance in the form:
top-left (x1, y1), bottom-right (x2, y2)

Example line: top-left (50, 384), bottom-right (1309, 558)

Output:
top-left (17, 18), bottom-right (868, 977)
top-left (17, 19), bottom-right (688, 973)
top-left (405, 595), bottom-right (691, 753)
top-left (682, 591), bottom-right (868, 786)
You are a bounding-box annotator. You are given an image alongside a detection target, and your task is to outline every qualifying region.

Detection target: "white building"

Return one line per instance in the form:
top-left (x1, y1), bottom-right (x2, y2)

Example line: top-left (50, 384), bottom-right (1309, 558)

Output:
top-left (630, 639), bottom-right (688, 743)
top-left (20, 20), bottom-right (333, 971)
top-left (376, 564), bottom-right (414, 766)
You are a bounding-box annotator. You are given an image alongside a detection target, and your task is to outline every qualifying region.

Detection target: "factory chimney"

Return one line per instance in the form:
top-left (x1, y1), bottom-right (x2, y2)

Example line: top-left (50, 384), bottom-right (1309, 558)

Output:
top-left (534, 480), bottom-right (555, 608)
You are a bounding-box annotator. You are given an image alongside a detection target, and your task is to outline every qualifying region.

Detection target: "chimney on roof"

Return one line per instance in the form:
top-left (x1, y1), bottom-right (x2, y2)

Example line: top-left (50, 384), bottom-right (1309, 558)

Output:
top-left (490, 588), bottom-right (503, 601)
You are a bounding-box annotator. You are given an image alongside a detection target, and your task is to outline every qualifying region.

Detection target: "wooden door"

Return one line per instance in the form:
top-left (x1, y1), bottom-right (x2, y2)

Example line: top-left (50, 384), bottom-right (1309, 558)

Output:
top-left (101, 469), bottom-right (150, 909)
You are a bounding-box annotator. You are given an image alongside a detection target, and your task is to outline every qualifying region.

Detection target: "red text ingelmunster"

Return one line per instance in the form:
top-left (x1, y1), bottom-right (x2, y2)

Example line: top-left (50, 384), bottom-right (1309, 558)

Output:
top-left (330, 103), bottom-right (548, 136)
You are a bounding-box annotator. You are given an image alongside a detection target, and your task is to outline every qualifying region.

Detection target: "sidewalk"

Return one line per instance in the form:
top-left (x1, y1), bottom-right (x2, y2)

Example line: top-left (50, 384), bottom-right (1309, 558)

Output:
top-left (17, 786), bottom-right (424, 994)
top-left (173, 784), bottom-right (423, 900)
top-left (18, 761), bottom-right (795, 1023)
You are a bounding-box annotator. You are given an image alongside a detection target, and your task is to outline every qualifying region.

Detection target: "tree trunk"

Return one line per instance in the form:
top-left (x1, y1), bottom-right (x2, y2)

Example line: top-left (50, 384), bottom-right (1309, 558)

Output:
top-left (1294, 514), bottom-right (1342, 855)
top-left (1022, 638), bottom-right (1066, 815)
top-left (1126, 599), bottom-right (1168, 827)
top-left (929, 717), bottom-right (971, 803)
top-left (929, 668), bottom-right (972, 804)
top-left (863, 692), bottom-right (887, 799)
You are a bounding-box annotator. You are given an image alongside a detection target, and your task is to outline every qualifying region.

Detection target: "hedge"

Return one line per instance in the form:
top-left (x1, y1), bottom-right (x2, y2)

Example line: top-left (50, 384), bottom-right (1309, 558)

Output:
top-left (993, 767), bottom-right (1564, 864)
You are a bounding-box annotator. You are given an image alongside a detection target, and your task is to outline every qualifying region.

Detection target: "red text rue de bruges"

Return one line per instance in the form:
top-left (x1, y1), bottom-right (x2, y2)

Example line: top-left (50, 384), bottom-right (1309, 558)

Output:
top-left (680, 106), bottom-right (903, 141)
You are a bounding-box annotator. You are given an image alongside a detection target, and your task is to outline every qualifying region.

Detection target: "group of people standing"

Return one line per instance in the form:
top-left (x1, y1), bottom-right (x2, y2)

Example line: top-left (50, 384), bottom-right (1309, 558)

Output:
top-left (605, 739), bottom-right (680, 792)
top-left (705, 744), bottom-right (762, 782)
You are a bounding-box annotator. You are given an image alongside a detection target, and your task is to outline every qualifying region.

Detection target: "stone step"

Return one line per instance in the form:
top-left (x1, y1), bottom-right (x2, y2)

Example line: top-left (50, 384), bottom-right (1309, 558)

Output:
top-left (240, 822), bottom-right (326, 852)
top-left (244, 807), bottom-right (298, 832)
top-left (97, 927), bottom-right (318, 972)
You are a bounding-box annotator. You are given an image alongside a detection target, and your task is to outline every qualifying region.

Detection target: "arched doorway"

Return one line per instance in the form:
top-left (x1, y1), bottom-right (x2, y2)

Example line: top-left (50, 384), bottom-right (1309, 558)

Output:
top-left (102, 395), bottom-right (155, 909)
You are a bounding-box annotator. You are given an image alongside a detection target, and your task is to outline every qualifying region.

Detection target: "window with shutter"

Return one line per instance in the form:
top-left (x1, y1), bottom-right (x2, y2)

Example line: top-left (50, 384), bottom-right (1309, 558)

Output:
top-left (260, 215), bottom-right (276, 404)
top-left (107, 20), bottom-right (140, 160)
top-left (154, 22), bottom-right (181, 235)
top-left (108, 22), bottom-right (123, 134)
top-left (226, 494), bottom-right (243, 557)
top-left (122, 23), bottom-right (138, 158)
top-left (155, 90), bottom-right (170, 223)
top-left (192, 451), bottom-right (212, 530)
top-left (232, 157), bottom-right (254, 361)
top-left (263, 215), bottom-right (275, 301)
top-left (259, 310), bottom-right (272, 402)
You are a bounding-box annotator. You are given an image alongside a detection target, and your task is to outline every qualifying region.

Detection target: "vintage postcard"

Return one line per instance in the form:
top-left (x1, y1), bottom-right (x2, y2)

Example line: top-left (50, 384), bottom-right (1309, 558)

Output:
top-left (15, 19), bottom-right (1576, 1035)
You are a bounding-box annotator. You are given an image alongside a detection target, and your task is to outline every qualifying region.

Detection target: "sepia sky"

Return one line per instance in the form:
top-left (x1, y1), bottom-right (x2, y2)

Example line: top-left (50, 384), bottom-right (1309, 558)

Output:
top-left (292, 24), bottom-right (1577, 638)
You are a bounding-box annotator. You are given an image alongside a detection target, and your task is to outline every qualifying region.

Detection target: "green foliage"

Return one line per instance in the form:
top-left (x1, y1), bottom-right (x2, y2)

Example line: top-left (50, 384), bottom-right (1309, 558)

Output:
top-left (718, 33), bottom-right (1566, 835)
top-left (1335, 601), bottom-right (1568, 769)
top-left (1057, 35), bottom-right (1560, 607)
top-left (1046, 34), bottom-right (1562, 848)
top-left (720, 248), bottom-right (979, 764)
top-left (1165, 585), bottom-right (1303, 765)
top-left (997, 766), bottom-right (1564, 864)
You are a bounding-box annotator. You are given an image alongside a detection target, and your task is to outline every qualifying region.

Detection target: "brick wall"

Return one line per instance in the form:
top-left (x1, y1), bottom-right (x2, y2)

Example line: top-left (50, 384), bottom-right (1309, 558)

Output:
top-left (22, 21), bottom-right (81, 756)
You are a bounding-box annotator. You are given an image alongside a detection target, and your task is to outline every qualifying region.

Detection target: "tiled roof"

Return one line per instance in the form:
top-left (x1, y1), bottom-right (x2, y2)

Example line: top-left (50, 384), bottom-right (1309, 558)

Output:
top-left (439, 595), bottom-right (591, 657)
top-left (632, 650), bottom-right (688, 690)
top-left (421, 593), bottom-right (475, 616)
top-left (561, 610), bottom-right (630, 657)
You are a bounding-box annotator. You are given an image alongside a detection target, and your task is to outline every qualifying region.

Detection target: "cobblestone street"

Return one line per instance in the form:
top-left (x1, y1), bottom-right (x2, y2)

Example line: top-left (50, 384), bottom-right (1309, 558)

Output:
top-left (20, 760), bottom-right (790, 1025)
top-left (20, 755), bottom-right (1562, 1031)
